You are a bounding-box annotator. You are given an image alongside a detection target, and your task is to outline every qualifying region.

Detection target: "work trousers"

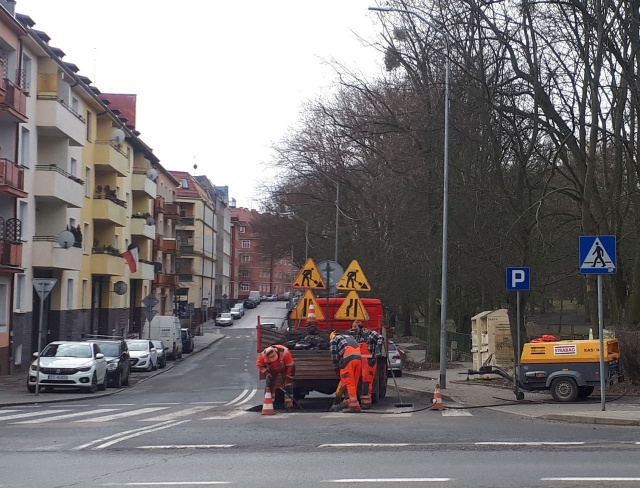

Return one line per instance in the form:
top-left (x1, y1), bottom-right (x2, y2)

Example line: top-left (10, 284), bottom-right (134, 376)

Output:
top-left (339, 345), bottom-right (362, 411)
top-left (267, 368), bottom-right (294, 409)
top-left (358, 342), bottom-right (376, 408)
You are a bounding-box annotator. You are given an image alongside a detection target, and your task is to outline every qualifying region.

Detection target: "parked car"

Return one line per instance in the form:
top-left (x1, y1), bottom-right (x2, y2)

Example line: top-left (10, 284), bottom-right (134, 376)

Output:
top-left (229, 307), bottom-right (242, 320)
top-left (91, 339), bottom-right (131, 388)
top-left (266, 294), bottom-right (278, 301)
top-left (181, 328), bottom-right (195, 353)
top-left (260, 322), bottom-right (277, 329)
top-left (215, 313), bottom-right (234, 327)
top-left (27, 341), bottom-right (108, 393)
top-left (233, 303), bottom-right (245, 316)
top-left (243, 300), bottom-right (257, 309)
top-left (126, 340), bottom-right (158, 371)
top-left (152, 340), bottom-right (167, 368)
top-left (387, 341), bottom-right (405, 377)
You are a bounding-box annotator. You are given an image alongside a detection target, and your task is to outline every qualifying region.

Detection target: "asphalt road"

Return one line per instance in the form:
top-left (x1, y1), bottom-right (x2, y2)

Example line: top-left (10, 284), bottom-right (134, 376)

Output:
top-left (1, 300), bottom-right (639, 487)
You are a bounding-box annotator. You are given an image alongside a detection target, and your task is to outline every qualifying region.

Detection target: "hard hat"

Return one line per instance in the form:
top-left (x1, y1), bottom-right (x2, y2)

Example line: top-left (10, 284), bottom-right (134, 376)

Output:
top-left (264, 346), bottom-right (278, 363)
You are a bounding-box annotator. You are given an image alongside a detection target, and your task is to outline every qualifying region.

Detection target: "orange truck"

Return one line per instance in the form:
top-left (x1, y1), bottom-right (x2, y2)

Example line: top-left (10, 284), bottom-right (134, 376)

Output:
top-left (256, 297), bottom-right (390, 403)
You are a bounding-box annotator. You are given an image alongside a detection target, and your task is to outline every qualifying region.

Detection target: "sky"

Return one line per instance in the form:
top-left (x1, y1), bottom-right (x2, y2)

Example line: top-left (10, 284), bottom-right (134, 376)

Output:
top-left (20, 0), bottom-right (386, 209)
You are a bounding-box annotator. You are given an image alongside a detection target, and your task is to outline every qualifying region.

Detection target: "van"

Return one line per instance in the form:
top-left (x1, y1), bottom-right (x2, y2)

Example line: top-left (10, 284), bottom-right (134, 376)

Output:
top-left (142, 316), bottom-right (183, 360)
top-left (248, 290), bottom-right (261, 305)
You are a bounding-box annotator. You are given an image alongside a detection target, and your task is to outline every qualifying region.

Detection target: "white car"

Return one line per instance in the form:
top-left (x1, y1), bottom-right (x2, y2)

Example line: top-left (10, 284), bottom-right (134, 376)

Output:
top-left (229, 307), bottom-right (242, 319)
top-left (126, 340), bottom-right (158, 371)
top-left (215, 312), bottom-right (234, 327)
top-left (27, 341), bottom-right (108, 393)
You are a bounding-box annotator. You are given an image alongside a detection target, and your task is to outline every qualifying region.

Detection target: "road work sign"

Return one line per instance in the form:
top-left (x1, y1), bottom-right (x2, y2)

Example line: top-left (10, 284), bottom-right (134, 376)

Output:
top-left (334, 291), bottom-right (369, 320)
top-left (337, 260), bottom-right (371, 291)
top-left (292, 258), bottom-right (327, 290)
top-left (290, 290), bottom-right (325, 320)
top-left (506, 267), bottom-right (530, 291)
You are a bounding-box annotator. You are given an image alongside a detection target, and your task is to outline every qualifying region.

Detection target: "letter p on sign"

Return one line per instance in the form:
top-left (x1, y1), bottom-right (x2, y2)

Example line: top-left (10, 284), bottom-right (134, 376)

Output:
top-left (506, 267), bottom-right (530, 291)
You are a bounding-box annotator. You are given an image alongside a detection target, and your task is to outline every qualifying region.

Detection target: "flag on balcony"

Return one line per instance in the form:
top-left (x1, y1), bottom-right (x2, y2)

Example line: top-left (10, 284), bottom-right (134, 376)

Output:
top-left (123, 244), bottom-right (139, 273)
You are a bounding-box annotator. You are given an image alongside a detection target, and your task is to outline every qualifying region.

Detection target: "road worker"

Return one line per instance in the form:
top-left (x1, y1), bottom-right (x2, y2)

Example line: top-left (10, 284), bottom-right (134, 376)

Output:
top-left (350, 320), bottom-right (384, 409)
top-left (256, 345), bottom-right (295, 409)
top-left (329, 331), bottom-right (362, 413)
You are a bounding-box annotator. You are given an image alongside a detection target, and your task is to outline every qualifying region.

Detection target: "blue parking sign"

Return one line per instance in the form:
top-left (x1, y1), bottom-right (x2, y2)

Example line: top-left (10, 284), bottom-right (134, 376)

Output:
top-left (506, 267), bottom-right (530, 291)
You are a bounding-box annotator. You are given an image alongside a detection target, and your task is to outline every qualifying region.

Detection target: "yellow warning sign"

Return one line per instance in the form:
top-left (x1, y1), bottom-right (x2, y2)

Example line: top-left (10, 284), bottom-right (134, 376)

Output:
top-left (334, 291), bottom-right (369, 320)
top-left (292, 258), bottom-right (327, 290)
top-left (337, 260), bottom-right (371, 291)
top-left (290, 290), bottom-right (325, 320)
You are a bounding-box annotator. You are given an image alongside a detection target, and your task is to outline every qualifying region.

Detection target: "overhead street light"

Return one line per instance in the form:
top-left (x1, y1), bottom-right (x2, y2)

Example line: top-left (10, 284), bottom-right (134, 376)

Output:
top-left (279, 212), bottom-right (310, 261)
top-left (369, 6), bottom-right (451, 388)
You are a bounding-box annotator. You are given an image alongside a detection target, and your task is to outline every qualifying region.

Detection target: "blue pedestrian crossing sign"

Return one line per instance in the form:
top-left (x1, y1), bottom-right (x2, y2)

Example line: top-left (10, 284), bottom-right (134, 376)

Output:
top-left (579, 236), bottom-right (616, 274)
top-left (506, 267), bottom-right (530, 291)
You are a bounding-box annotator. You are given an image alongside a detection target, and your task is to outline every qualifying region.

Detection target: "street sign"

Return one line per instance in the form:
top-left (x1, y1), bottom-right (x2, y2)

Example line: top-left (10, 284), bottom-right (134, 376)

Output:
top-left (292, 258), bottom-right (327, 290)
top-left (144, 308), bottom-right (157, 322)
top-left (290, 290), bottom-right (325, 320)
top-left (506, 267), bottom-right (530, 291)
top-left (579, 236), bottom-right (617, 274)
top-left (142, 293), bottom-right (159, 308)
top-left (337, 260), bottom-right (371, 291)
top-left (334, 291), bottom-right (370, 320)
top-left (32, 279), bottom-right (57, 301)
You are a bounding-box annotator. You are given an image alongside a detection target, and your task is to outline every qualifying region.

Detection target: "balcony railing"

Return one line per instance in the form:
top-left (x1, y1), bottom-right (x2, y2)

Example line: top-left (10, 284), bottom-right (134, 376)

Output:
top-left (178, 273), bottom-right (193, 282)
top-left (164, 203), bottom-right (181, 219)
top-left (0, 240), bottom-right (22, 267)
top-left (0, 78), bottom-right (27, 122)
top-left (180, 245), bottom-right (194, 254)
top-left (154, 195), bottom-right (165, 213)
top-left (156, 273), bottom-right (178, 287)
top-left (0, 158), bottom-right (26, 198)
top-left (178, 216), bottom-right (194, 226)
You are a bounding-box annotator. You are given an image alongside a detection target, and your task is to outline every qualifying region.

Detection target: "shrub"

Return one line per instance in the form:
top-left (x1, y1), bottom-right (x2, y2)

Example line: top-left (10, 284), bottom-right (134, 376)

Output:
top-left (617, 329), bottom-right (640, 385)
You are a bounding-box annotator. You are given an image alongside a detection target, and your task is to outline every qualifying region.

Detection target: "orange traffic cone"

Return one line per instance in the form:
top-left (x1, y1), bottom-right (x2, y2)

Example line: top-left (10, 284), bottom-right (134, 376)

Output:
top-left (308, 302), bottom-right (317, 322)
top-left (261, 388), bottom-right (276, 415)
top-left (430, 383), bottom-right (446, 411)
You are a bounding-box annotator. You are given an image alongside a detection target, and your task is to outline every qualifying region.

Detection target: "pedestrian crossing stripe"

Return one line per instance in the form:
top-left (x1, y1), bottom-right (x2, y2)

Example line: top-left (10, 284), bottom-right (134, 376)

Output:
top-left (290, 290), bottom-right (325, 320)
top-left (334, 291), bottom-right (370, 320)
top-left (292, 258), bottom-right (327, 290)
top-left (337, 260), bottom-right (371, 291)
top-left (579, 235), bottom-right (617, 274)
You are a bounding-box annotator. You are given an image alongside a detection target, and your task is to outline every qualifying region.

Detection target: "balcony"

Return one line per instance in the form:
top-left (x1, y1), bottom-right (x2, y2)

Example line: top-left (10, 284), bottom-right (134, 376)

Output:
top-left (34, 165), bottom-right (84, 208)
top-left (91, 249), bottom-right (123, 276)
top-left (0, 240), bottom-right (22, 268)
top-left (94, 140), bottom-right (129, 177)
top-left (32, 237), bottom-right (82, 271)
top-left (177, 216), bottom-right (194, 227)
top-left (164, 203), bottom-right (181, 219)
top-left (36, 77), bottom-right (85, 145)
top-left (161, 238), bottom-right (177, 252)
top-left (132, 261), bottom-right (154, 280)
top-left (178, 273), bottom-right (193, 282)
top-left (154, 195), bottom-right (165, 213)
top-left (156, 273), bottom-right (178, 287)
top-left (180, 245), bottom-right (194, 254)
top-left (132, 173), bottom-right (157, 198)
top-left (0, 78), bottom-right (27, 123)
top-left (93, 195), bottom-right (127, 227)
top-left (0, 158), bottom-right (27, 198)
top-left (130, 218), bottom-right (156, 239)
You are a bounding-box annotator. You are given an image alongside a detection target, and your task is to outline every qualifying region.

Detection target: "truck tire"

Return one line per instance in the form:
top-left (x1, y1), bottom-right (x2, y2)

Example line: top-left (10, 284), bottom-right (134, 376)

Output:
top-left (550, 377), bottom-right (579, 402)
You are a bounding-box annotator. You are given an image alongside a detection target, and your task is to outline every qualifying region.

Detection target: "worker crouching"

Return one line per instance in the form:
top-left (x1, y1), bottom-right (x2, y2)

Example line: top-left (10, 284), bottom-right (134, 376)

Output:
top-left (257, 345), bottom-right (295, 409)
top-left (330, 331), bottom-right (362, 413)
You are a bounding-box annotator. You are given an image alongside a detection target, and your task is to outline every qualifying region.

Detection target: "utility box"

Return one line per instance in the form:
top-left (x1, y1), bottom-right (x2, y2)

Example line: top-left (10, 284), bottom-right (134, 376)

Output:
top-left (471, 309), bottom-right (514, 378)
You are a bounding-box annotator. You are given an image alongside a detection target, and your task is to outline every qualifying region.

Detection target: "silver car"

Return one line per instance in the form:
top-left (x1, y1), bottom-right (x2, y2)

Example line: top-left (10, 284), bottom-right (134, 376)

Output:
top-left (216, 312), bottom-right (234, 327)
top-left (387, 341), bottom-right (405, 377)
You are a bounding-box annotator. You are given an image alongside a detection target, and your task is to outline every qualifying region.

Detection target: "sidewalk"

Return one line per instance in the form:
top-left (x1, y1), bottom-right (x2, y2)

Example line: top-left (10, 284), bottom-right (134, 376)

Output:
top-left (0, 332), bottom-right (638, 427)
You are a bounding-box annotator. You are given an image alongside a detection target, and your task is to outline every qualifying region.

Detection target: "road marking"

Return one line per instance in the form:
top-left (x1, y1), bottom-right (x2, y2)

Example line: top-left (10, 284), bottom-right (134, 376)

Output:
top-left (541, 478), bottom-right (640, 482)
top-left (93, 420), bottom-right (190, 449)
top-left (189, 401), bottom-right (226, 404)
top-left (13, 408), bottom-right (119, 424)
top-left (101, 481), bottom-right (231, 485)
top-left (72, 421), bottom-right (177, 450)
top-left (75, 407), bottom-right (169, 423)
top-left (442, 409), bottom-right (472, 417)
top-left (319, 443), bottom-right (411, 448)
top-left (137, 445), bottom-right (235, 449)
top-left (234, 389), bottom-right (257, 405)
top-left (476, 442), bottom-right (585, 446)
top-left (145, 402), bottom-right (180, 405)
top-left (322, 478), bottom-right (449, 483)
top-left (144, 406), bottom-right (217, 421)
top-left (202, 410), bottom-right (247, 420)
top-left (98, 404), bottom-right (134, 407)
top-left (0, 409), bottom-right (68, 422)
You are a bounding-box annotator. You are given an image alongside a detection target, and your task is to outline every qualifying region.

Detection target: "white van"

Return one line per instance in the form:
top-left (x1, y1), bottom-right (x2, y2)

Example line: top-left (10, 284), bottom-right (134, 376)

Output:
top-left (142, 316), bottom-right (183, 360)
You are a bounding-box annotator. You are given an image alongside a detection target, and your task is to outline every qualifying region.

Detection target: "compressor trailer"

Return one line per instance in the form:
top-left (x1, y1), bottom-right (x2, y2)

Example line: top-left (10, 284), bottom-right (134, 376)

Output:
top-left (466, 339), bottom-right (624, 402)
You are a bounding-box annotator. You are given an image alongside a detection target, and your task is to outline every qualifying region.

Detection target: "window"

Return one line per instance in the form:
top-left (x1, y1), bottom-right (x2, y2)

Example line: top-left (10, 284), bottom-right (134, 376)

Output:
top-left (71, 97), bottom-right (79, 114)
top-left (15, 274), bottom-right (25, 311)
top-left (21, 54), bottom-right (31, 92)
top-left (240, 270), bottom-right (249, 278)
top-left (86, 111), bottom-right (92, 141)
top-left (20, 127), bottom-right (30, 168)
top-left (240, 283), bottom-right (250, 292)
top-left (70, 157), bottom-right (77, 177)
top-left (242, 255), bottom-right (250, 263)
top-left (0, 283), bottom-right (7, 326)
top-left (181, 178), bottom-right (189, 189)
top-left (18, 201), bottom-right (27, 231)
top-left (239, 226), bottom-right (246, 233)
top-left (83, 223), bottom-right (90, 254)
top-left (82, 279), bottom-right (88, 309)
top-left (85, 167), bottom-right (91, 197)
top-left (66, 279), bottom-right (73, 310)
top-left (242, 240), bottom-right (250, 248)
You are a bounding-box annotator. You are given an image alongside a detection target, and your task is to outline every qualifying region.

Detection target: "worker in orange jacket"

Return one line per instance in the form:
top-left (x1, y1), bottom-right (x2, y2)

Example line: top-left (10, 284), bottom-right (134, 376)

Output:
top-left (329, 331), bottom-right (362, 412)
top-left (256, 345), bottom-right (295, 409)
top-left (351, 320), bottom-right (384, 409)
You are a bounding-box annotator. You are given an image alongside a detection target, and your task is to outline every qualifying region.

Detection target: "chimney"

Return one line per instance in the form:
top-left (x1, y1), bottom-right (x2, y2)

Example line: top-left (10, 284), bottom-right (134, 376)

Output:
top-left (230, 198), bottom-right (236, 208)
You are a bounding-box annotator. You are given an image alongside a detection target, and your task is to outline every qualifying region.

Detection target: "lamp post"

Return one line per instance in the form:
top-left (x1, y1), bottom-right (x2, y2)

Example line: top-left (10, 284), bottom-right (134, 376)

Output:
top-left (369, 6), bottom-right (451, 388)
top-left (321, 175), bottom-right (340, 264)
top-left (279, 212), bottom-right (310, 261)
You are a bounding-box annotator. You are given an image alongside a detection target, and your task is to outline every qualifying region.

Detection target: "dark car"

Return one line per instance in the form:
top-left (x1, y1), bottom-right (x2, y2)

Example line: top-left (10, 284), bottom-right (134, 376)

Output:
top-left (92, 339), bottom-right (131, 388)
top-left (151, 340), bottom-right (167, 368)
top-left (181, 328), bottom-right (194, 353)
top-left (243, 299), bottom-right (257, 309)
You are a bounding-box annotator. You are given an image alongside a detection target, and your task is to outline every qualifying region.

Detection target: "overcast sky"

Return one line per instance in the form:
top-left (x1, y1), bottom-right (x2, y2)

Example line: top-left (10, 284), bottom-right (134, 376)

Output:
top-left (20, 0), bottom-right (385, 208)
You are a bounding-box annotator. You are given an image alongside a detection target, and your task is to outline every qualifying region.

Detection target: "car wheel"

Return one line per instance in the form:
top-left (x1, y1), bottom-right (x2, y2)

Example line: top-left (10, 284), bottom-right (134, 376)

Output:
top-left (27, 382), bottom-right (35, 394)
top-left (152, 359), bottom-right (158, 371)
top-left (550, 377), bottom-right (578, 402)
top-left (146, 361), bottom-right (153, 372)
top-left (113, 371), bottom-right (122, 388)
top-left (86, 373), bottom-right (98, 393)
top-left (98, 372), bottom-right (108, 391)
top-left (122, 369), bottom-right (130, 386)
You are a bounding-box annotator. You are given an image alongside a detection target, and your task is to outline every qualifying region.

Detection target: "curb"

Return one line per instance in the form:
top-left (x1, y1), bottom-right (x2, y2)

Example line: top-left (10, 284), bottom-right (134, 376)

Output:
top-left (540, 413), bottom-right (640, 427)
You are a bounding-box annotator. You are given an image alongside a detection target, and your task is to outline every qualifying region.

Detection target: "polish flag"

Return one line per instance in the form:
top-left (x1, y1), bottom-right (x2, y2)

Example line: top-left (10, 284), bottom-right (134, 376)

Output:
top-left (123, 245), bottom-right (139, 273)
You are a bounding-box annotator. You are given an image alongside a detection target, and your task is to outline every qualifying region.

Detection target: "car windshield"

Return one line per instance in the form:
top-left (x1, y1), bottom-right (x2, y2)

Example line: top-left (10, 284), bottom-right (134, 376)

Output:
top-left (42, 343), bottom-right (92, 358)
top-left (388, 342), bottom-right (397, 352)
top-left (221, 313), bottom-right (231, 319)
top-left (181, 330), bottom-right (188, 339)
top-left (127, 341), bottom-right (149, 351)
top-left (152, 341), bottom-right (164, 350)
top-left (96, 343), bottom-right (120, 357)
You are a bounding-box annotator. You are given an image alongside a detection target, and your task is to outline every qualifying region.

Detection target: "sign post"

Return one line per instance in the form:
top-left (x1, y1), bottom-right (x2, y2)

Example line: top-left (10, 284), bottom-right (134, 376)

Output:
top-left (33, 278), bottom-right (57, 396)
top-left (506, 267), bottom-right (530, 399)
top-left (579, 235), bottom-right (617, 411)
top-left (142, 294), bottom-right (159, 340)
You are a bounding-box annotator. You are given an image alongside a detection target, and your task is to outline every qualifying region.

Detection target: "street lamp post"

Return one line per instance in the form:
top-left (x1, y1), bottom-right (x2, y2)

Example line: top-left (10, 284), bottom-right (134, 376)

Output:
top-left (321, 175), bottom-right (340, 264)
top-left (369, 6), bottom-right (451, 388)
top-left (279, 212), bottom-right (310, 261)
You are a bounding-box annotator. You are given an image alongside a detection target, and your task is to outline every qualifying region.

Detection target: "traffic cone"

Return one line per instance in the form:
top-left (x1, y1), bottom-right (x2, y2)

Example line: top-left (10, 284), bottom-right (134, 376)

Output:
top-left (261, 388), bottom-right (276, 415)
top-left (308, 302), bottom-right (317, 322)
top-left (430, 383), bottom-right (446, 411)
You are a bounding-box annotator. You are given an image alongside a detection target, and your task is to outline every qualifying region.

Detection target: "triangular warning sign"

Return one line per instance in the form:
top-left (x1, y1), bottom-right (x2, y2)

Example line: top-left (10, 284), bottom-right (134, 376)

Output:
top-left (290, 290), bottom-right (325, 320)
top-left (337, 260), bottom-right (371, 291)
top-left (292, 258), bottom-right (327, 290)
top-left (580, 237), bottom-right (615, 270)
top-left (334, 291), bottom-right (370, 320)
